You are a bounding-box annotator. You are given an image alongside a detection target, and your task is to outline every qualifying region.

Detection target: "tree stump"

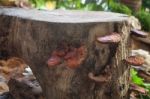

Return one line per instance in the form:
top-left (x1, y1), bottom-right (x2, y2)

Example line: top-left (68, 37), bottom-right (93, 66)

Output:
top-left (0, 7), bottom-right (140, 99)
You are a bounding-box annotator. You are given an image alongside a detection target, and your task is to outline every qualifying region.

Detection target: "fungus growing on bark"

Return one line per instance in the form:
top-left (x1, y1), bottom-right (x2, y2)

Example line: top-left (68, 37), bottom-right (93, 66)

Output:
top-left (88, 72), bottom-right (111, 83)
top-left (64, 48), bottom-right (77, 60)
top-left (65, 46), bottom-right (87, 69)
top-left (125, 56), bottom-right (145, 66)
top-left (131, 29), bottom-right (148, 38)
top-left (130, 83), bottom-right (148, 94)
top-left (47, 43), bottom-right (87, 68)
top-left (66, 58), bottom-right (80, 69)
top-left (52, 50), bottom-right (66, 57)
top-left (47, 56), bottom-right (61, 67)
top-left (97, 33), bottom-right (121, 44)
top-left (47, 50), bottom-right (64, 68)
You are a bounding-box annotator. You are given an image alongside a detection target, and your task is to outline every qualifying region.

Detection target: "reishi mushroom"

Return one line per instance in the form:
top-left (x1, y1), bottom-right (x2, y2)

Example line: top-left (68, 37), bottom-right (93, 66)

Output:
top-left (65, 46), bottom-right (87, 69)
top-left (130, 83), bottom-right (148, 94)
top-left (131, 29), bottom-right (148, 38)
top-left (47, 44), bottom-right (87, 69)
top-left (125, 56), bottom-right (145, 66)
top-left (47, 46), bottom-right (67, 67)
top-left (97, 33), bottom-right (121, 44)
top-left (47, 56), bottom-right (62, 67)
top-left (52, 50), bottom-right (66, 57)
top-left (88, 72), bottom-right (111, 83)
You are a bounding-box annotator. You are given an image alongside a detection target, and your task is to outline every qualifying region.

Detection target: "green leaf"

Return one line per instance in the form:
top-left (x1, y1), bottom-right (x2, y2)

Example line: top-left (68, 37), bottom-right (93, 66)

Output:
top-left (108, 1), bottom-right (132, 15)
top-left (132, 76), bottom-right (144, 85)
top-left (143, 83), bottom-right (150, 92)
top-left (131, 69), bottom-right (144, 85)
top-left (135, 10), bottom-right (150, 32)
top-left (131, 68), bottom-right (138, 76)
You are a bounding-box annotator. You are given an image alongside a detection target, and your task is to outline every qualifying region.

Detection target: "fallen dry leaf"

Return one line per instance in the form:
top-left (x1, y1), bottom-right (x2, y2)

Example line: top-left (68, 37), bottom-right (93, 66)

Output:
top-left (0, 57), bottom-right (27, 80)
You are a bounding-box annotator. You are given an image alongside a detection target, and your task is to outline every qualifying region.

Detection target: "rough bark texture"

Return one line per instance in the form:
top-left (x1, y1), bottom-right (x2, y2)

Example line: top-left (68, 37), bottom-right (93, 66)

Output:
top-left (8, 77), bottom-right (43, 99)
top-left (131, 35), bottom-right (150, 51)
top-left (0, 7), bottom-right (140, 99)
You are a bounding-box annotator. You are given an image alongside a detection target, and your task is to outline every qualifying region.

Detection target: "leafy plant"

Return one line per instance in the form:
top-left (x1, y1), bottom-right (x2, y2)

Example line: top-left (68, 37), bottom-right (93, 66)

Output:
top-left (131, 69), bottom-right (150, 98)
top-left (29, 0), bottom-right (46, 9)
top-left (131, 69), bottom-right (144, 85)
top-left (56, 0), bottom-right (105, 11)
top-left (135, 10), bottom-right (150, 32)
top-left (108, 1), bottom-right (132, 15)
top-left (143, 0), bottom-right (150, 9)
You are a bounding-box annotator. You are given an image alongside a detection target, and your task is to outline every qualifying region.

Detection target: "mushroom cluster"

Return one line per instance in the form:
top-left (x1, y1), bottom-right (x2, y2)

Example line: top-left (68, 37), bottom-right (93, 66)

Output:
top-left (47, 43), bottom-right (87, 69)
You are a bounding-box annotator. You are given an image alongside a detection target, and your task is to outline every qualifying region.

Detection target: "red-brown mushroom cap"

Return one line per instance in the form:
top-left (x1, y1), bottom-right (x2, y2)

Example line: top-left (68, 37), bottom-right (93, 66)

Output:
top-left (130, 83), bottom-right (148, 94)
top-left (88, 72), bottom-right (111, 83)
top-left (131, 29), bottom-right (148, 38)
top-left (97, 33), bottom-right (121, 44)
top-left (47, 56), bottom-right (62, 67)
top-left (64, 46), bottom-right (87, 69)
top-left (125, 56), bottom-right (145, 66)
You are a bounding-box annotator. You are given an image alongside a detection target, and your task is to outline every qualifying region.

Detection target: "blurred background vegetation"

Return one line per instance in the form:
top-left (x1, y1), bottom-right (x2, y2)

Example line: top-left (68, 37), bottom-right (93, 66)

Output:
top-left (1, 0), bottom-right (149, 32)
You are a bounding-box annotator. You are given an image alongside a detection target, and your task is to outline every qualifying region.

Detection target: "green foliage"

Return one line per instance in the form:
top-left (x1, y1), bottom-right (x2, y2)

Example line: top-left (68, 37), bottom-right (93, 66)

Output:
top-left (56, 0), bottom-right (82, 9)
top-left (135, 10), bottom-right (150, 32)
top-left (56, 0), bottom-right (104, 11)
top-left (29, 0), bottom-right (46, 9)
top-left (143, 0), bottom-right (150, 9)
top-left (131, 69), bottom-right (150, 98)
top-left (139, 94), bottom-right (150, 99)
top-left (82, 3), bottom-right (103, 11)
top-left (108, 1), bottom-right (132, 15)
top-left (143, 83), bottom-right (150, 93)
top-left (131, 69), bottom-right (144, 85)
top-left (28, 0), bottom-right (106, 11)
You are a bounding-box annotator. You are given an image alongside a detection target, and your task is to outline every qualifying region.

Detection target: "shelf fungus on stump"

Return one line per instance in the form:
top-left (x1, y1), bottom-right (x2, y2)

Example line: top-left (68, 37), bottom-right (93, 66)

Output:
top-left (47, 45), bottom-right (87, 69)
top-left (96, 33), bottom-right (121, 44)
top-left (47, 49), bottom-right (67, 67)
top-left (130, 83), bottom-right (148, 94)
top-left (64, 46), bottom-right (87, 69)
top-left (47, 56), bottom-right (62, 67)
top-left (125, 56), bottom-right (145, 66)
top-left (88, 72), bottom-right (111, 83)
top-left (131, 29), bottom-right (148, 38)
top-left (51, 50), bottom-right (66, 57)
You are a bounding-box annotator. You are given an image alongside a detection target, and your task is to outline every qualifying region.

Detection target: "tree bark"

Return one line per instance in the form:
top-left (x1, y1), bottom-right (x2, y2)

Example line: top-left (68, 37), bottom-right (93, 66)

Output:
top-left (8, 77), bottom-right (43, 99)
top-left (0, 7), bottom-right (140, 99)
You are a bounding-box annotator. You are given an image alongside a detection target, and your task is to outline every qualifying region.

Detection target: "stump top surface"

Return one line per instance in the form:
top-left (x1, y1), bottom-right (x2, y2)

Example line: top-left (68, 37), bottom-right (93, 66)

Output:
top-left (0, 7), bottom-right (128, 23)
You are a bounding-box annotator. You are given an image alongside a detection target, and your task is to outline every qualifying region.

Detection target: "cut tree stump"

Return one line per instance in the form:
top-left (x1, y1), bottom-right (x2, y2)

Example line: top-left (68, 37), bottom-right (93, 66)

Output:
top-left (0, 7), bottom-right (140, 99)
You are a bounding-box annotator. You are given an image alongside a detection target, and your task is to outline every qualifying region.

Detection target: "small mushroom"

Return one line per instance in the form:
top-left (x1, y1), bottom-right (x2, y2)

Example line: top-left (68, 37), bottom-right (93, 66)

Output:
top-left (88, 72), bottom-right (111, 83)
top-left (130, 83), bottom-right (148, 94)
top-left (97, 33), bottom-right (121, 44)
top-left (131, 29), bottom-right (148, 38)
top-left (125, 56), bottom-right (145, 66)
top-left (47, 56), bottom-right (61, 67)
